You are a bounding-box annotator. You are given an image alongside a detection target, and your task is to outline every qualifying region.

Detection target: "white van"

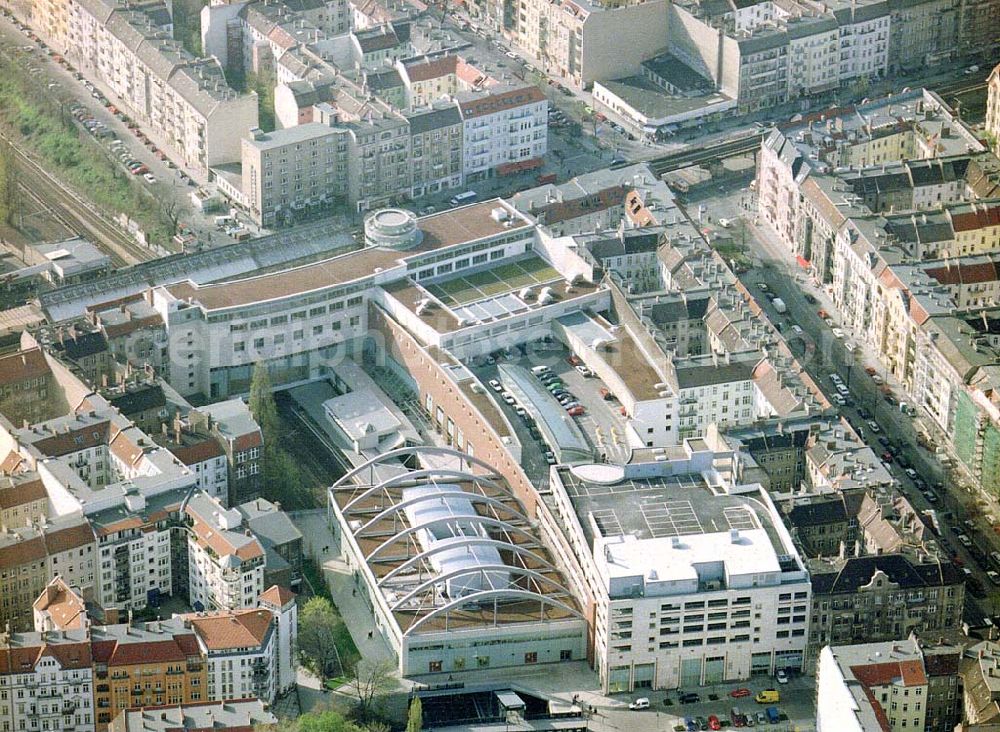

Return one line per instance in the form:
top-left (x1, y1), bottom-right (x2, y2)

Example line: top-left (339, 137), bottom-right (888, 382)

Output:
top-left (531, 365), bottom-right (551, 375)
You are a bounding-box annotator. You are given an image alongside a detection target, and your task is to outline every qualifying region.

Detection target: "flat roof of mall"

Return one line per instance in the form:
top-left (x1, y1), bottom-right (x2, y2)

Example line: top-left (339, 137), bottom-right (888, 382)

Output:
top-left (555, 465), bottom-right (787, 561)
top-left (165, 200), bottom-right (531, 311)
top-left (383, 254), bottom-right (601, 334)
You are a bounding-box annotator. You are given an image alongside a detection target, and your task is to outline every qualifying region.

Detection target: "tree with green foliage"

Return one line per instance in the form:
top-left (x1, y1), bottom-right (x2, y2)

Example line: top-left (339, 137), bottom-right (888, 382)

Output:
top-left (298, 596), bottom-right (346, 678)
top-left (297, 711), bottom-right (365, 732)
top-left (246, 69), bottom-right (277, 132)
top-left (406, 697), bottom-right (423, 732)
top-left (249, 361), bottom-right (279, 436)
top-left (0, 140), bottom-right (18, 228)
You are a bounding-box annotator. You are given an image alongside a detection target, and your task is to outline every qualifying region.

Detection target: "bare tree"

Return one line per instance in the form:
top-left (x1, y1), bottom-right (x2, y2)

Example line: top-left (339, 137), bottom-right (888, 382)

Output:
top-left (160, 198), bottom-right (182, 238)
top-left (349, 658), bottom-right (395, 721)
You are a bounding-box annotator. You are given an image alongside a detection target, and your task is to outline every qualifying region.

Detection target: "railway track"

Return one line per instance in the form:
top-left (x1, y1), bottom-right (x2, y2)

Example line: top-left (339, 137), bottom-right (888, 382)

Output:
top-left (2, 132), bottom-right (152, 267)
top-left (637, 135), bottom-right (766, 177)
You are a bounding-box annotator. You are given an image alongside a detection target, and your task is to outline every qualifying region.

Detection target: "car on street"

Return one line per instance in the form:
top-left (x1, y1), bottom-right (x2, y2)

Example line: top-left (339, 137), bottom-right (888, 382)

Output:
top-left (707, 716), bottom-right (721, 731)
top-left (756, 282), bottom-right (769, 291)
top-left (489, 379), bottom-right (502, 392)
top-left (988, 570), bottom-right (1000, 585)
top-left (543, 451), bottom-right (556, 465)
top-left (677, 692), bottom-right (700, 704)
top-left (567, 406), bottom-right (585, 416)
top-left (804, 293), bottom-right (817, 304)
top-left (628, 698), bottom-right (650, 711)
top-left (685, 718), bottom-right (697, 732)
top-left (775, 669), bottom-right (789, 684)
top-left (729, 688), bottom-right (751, 698)
top-left (905, 468), bottom-right (918, 479)
top-left (755, 712), bottom-right (767, 725)
top-left (575, 365), bottom-right (592, 377)
top-left (867, 420), bottom-right (881, 433)
top-left (143, 173), bottom-right (156, 184)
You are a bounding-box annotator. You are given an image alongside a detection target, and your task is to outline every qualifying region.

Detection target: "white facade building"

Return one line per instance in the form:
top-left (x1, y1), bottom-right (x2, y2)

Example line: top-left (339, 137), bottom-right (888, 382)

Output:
top-left (543, 443), bottom-right (811, 692)
top-left (459, 87), bottom-right (547, 182)
top-left (0, 630), bottom-right (95, 732)
top-left (185, 493), bottom-right (266, 612)
top-left (188, 608), bottom-right (278, 703)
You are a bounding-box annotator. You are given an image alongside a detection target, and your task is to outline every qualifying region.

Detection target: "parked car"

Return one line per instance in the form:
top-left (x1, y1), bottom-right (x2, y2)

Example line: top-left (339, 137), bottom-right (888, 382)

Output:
top-left (567, 406), bottom-right (585, 416)
top-left (628, 698), bottom-right (650, 711)
top-left (488, 379), bottom-right (502, 392)
top-left (543, 451), bottom-right (556, 465)
top-left (730, 688), bottom-right (751, 698)
top-left (775, 669), bottom-right (789, 684)
top-left (707, 716), bottom-right (721, 731)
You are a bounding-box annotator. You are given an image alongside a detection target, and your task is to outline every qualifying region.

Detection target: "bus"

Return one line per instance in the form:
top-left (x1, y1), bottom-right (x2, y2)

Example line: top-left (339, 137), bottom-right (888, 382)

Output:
top-left (449, 191), bottom-right (478, 206)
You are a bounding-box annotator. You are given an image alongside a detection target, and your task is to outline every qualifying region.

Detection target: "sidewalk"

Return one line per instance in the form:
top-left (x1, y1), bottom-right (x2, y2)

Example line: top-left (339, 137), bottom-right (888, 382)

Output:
top-left (293, 511), bottom-right (398, 668)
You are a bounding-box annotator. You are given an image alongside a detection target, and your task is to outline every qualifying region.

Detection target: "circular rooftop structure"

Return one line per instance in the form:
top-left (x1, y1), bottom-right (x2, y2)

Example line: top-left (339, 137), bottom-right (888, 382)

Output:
top-left (364, 207), bottom-right (423, 250)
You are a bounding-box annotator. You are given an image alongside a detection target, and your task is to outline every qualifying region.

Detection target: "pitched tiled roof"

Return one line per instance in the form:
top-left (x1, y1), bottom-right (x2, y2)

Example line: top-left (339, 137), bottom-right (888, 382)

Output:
top-left (33, 577), bottom-right (87, 630)
top-left (925, 260), bottom-right (1000, 286)
top-left (534, 185), bottom-right (629, 226)
top-left (259, 585), bottom-right (296, 607)
top-left (812, 555), bottom-right (964, 594)
top-left (0, 452), bottom-right (25, 474)
top-left (32, 421), bottom-right (112, 457)
top-left (0, 477), bottom-right (46, 510)
top-left (169, 438), bottom-right (225, 466)
top-left (43, 521), bottom-right (96, 555)
top-left (0, 349), bottom-right (50, 386)
top-left (187, 609), bottom-right (273, 651)
top-left (459, 86), bottom-right (545, 120)
top-left (851, 659), bottom-right (927, 688)
top-left (109, 637), bottom-right (195, 666)
top-left (404, 54), bottom-right (458, 82)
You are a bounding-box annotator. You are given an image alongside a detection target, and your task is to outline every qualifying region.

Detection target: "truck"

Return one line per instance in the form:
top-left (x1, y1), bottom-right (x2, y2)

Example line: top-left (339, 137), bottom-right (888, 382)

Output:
top-left (772, 297), bottom-right (787, 314)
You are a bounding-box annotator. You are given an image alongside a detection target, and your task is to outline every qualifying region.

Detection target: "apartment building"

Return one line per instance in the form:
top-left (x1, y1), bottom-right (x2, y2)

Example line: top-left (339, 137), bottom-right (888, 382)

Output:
top-left (64, 0), bottom-right (258, 175)
top-left (236, 499), bottom-right (303, 588)
top-left (185, 494), bottom-right (265, 612)
top-left (887, 0), bottom-right (957, 72)
top-left (156, 423), bottom-right (229, 505)
top-left (190, 400), bottom-right (263, 506)
top-left (258, 584), bottom-right (297, 694)
top-left (108, 699), bottom-right (276, 732)
top-left (91, 620), bottom-right (207, 731)
top-left (0, 347), bottom-right (65, 426)
top-left (0, 515), bottom-right (97, 631)
top-left (186, 609), bottom-right (277, 703)
top-left (0, 629), bottom-right (96, 732)
top-left (778, 481), bottom-right (965, 668)
top-left (506, 0), bottom-right (669, 89)
top-left (459, 86), bottom-right (547, 183)
top-left (666, 2), bottom-right (882, 114)
top-left (817, 638), bottom-right (963, 732)
top-left (989, 63), bottom-right (1000, 158)
top-left (543, 443), bottom-right (810, 692)
top-left (406, 104), bottom-right (464, 198)
top-left (241, 123), bottom-right (350, 227)
top-left (33, 576), bottom-right (90, 632)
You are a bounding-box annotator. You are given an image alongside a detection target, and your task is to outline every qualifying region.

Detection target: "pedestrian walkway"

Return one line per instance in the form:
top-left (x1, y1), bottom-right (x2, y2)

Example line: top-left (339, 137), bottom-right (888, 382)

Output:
top-left (293, 511), bottom-right (398, 668)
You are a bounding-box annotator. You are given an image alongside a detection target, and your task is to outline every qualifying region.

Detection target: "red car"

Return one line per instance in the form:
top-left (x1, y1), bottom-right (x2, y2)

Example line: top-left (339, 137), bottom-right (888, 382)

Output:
top-left (818, 309), bottom-right (828, 318)
top-left (567, 355), bottom-right (581, 366)
top-left (707, 716), bottom-right (721, 731)
top-left (567, 406), bottom-right (585, 417)
top-left (729, 688), bottom-right (751, 698)
top-left (882, 451), bottom-right (893, 462)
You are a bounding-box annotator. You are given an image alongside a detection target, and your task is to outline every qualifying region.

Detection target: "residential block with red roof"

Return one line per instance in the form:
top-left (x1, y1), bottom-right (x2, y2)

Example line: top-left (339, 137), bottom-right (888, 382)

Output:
top-left (817, 637), bottom-right (962, 732)
top-left (184, 493), bottom-right (266, 613)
